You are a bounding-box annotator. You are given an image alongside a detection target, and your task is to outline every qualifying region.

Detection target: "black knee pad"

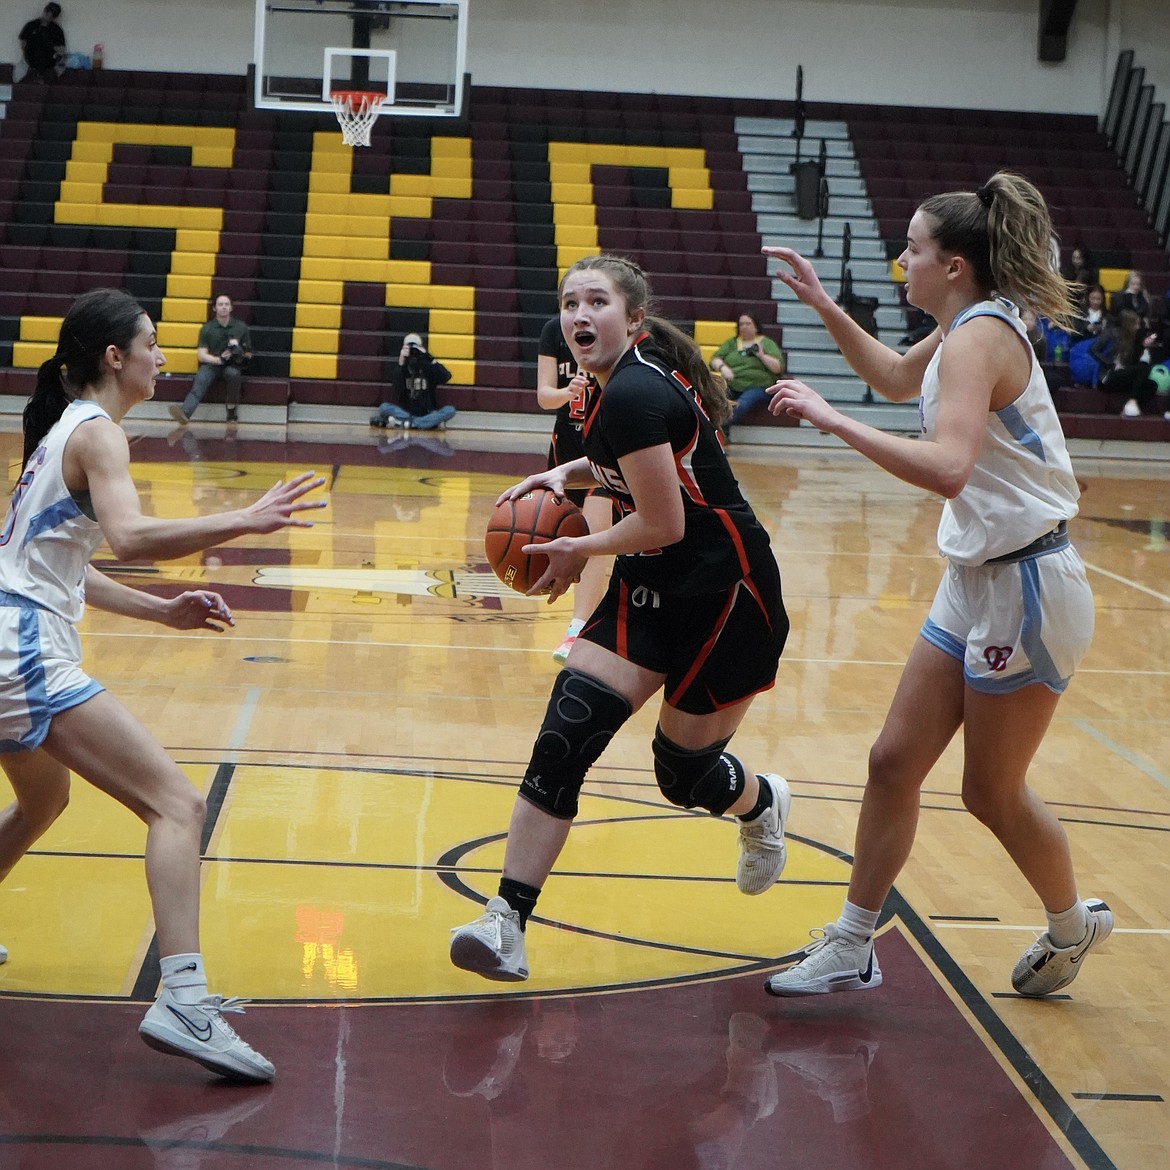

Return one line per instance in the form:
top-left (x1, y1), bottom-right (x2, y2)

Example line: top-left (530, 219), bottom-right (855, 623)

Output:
top-left (519, 670), bottom-right (633, 819)
top-left (652, 727), bottom-right (746, 815)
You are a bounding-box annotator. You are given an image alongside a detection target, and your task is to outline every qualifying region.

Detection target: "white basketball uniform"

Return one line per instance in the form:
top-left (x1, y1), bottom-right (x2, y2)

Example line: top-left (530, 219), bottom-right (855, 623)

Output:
top-left (918, 299), bottom-right (1094, 693)
top-left (0, 401), bottom-right (108, 749)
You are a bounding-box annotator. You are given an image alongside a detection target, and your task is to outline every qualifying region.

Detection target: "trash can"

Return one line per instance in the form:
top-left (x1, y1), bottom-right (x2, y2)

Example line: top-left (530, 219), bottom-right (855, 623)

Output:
top-left (792, 159), bottom-right (822, 220)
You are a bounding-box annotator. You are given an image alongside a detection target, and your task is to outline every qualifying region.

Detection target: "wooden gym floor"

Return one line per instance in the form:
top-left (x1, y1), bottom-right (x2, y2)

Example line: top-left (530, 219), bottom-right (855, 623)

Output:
top-left (0, 418), bottom-right (1166, 1170)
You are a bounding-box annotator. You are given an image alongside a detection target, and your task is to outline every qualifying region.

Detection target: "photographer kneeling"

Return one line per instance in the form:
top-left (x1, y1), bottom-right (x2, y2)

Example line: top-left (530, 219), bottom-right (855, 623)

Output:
top-left (371, 332), bottom-right (455, 431)
top-left (170, 294), bottom-right (252, 424)
top-left (708, 311), bottom-right (785, 441)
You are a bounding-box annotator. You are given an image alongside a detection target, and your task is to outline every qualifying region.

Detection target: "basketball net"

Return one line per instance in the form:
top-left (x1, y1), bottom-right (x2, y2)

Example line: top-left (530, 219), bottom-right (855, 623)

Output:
top-left (329, 90), bottom-right (385, 147)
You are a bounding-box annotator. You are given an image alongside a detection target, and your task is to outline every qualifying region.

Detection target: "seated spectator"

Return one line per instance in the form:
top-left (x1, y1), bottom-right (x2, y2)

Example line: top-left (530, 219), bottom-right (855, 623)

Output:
top-left (900, 313), bottom-right (938, 346)
top-left (1110, 270), bottom-right (1151, 328)
top-left (708, 311), bottom-right (785, 441)
top-left (1061, 244), bottom-right (1097, 302)
top-left (19, 4), bottom-right (65, 84)
top-left (1070, 284), bottom-right (1109, 342)
top-left (1090, 308), bottom-right (1159, 417)
top-left (1144, 289), bottom-right (1170, 366)
top-left (371, 332), bottom-right (455, 430)
top-left (169, 294), bottom-right (252, 424)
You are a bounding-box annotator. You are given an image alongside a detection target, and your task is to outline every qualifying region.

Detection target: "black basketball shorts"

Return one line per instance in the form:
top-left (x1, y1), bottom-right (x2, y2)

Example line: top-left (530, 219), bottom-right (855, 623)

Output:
top-left (579, 555), bottom-right (789, 714)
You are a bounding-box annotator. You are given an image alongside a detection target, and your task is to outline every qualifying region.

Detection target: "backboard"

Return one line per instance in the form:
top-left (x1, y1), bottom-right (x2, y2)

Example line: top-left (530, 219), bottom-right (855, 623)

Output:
top-left (254, 0), bottom-right (468, 117)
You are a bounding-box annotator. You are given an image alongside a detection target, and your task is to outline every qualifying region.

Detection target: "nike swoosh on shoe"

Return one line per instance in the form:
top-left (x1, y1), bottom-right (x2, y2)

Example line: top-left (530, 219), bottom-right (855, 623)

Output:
top-left (167, 1004), bottom-right (213, 1042)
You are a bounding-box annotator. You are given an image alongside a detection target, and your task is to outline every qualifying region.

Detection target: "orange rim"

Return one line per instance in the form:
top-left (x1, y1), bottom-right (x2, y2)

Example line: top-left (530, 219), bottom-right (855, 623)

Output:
top-left (329, 90), bottom-right (386, 108)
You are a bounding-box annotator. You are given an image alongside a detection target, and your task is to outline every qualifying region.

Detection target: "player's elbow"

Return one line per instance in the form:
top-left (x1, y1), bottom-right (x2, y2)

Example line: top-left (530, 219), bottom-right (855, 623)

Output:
top-left (935, 464), bottom-right (972, 499)
top-left (104, 535), bottom-right (143, 562)
top-left (655, 516), bottom-right (686, 547)
top-left (102, 524), bottom-right (151, 562)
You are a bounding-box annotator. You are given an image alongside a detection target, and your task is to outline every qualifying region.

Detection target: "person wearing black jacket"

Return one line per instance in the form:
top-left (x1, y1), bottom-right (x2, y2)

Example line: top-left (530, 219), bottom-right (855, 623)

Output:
top-left (371, 332), bottom-right (454, 430)
top-left (19, 4), bottom-right (65, 83)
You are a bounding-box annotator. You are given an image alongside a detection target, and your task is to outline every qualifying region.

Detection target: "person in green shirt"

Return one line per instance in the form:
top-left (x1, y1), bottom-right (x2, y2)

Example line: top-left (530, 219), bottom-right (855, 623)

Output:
top-left (709, 312), bottom-right (785, 440)
top-left (169, 294), bottom-right (252, 424)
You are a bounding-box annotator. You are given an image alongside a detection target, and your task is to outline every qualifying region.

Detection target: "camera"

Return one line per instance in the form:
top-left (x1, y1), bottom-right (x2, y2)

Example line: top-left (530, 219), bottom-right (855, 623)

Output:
top-left (742, 343), bottom-right (760, 357)
top-left (223, 338), bottom-right (249, 368)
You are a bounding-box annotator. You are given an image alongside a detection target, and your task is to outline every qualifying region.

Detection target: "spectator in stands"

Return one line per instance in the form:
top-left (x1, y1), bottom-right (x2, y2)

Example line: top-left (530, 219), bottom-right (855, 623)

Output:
top-left (1070, 284), bottom-right (1109, 342)
top-left (1062, 244), bottom-right (1097, 302)
top-left (371, 332), bottom-right (454, 430)
top-left (709, 312), bottom-right (785, 441)
top-left (18, 4), bottom-right (66, 84)
top-left (1090, 307), bottom-right (1156, 417)
top-left (169, 294), bottom-right (252, 424)
top-left (1111, 270), bottom-right (1151, 328)
top-left (900, 313), bottom-right (937, 347)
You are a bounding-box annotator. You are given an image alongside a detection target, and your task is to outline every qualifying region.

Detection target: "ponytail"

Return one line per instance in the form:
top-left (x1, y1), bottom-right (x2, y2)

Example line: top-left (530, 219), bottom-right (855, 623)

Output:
top-left (23, 356), bottom-right (72, 467)
top-left (21, 288), bottom-right (146, 467)
top-left (919, 170), bottom-right (1078, 332)
top-left (644, 316), bottom-right (731, 426)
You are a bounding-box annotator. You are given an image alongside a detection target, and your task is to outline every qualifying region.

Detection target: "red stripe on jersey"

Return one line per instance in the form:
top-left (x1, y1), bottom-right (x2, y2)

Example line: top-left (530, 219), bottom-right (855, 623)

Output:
top-left (673, 425), bottom-right (705, 504)
top-left (712, 505), bottom-right (752, 576)
top-left (666, 584), bottom-right (739, 706)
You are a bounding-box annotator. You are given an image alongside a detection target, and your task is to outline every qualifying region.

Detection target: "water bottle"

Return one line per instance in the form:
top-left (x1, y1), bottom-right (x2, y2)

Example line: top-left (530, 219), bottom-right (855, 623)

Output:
top-left (92, 43), bottom-right (104, 70)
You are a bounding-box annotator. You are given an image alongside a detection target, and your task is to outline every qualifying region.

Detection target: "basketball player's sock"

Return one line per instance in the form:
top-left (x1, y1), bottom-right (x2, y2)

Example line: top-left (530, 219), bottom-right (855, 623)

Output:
top-left (498, 878), bottom-right (541, 931)
top-left (836, 900), bottom-right (881, 946)
top-left (1046, 899), bottom-right (1090, 948)
top-left (160, 952), bottom-right (209, 1005)
top-left (736, 774), bottom-right (774, 822)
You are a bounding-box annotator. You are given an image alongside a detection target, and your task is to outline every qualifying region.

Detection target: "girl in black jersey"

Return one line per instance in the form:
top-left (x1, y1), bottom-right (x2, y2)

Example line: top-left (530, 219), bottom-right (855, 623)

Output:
top-left (450, 256), bottom-right (792, 982)
top-left (535, 315), bottom-right (613, 663)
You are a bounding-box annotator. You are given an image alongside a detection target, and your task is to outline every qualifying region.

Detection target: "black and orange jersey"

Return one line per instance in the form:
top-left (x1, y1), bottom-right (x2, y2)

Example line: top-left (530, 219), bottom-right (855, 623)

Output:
top-left (539, 316), bottom-right (597, 469)
top-left (583, 334), bottom-right (774, 595)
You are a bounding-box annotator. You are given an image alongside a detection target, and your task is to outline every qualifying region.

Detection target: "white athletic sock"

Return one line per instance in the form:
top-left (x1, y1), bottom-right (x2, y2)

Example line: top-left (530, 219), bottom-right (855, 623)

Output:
top-left (837, 900), bottom-right (880, 945)
top-left (564, 617), bottom-right (586, 638)
top-left (1046, 900), bottom-right (1089, 949)
top-left (160, 952), bottom-right (209, 1005)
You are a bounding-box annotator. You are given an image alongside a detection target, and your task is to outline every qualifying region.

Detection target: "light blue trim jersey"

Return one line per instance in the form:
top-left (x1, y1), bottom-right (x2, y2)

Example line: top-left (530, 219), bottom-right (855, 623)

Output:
top-left (920, 298), bottom-right (1079, 565)
top-left (0, 401), bottom-right (109, 623)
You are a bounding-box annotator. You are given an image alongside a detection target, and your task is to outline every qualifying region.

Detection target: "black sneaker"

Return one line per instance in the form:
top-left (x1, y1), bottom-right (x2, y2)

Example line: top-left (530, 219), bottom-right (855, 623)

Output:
top-left (226, 407), bottom-right (238, 422)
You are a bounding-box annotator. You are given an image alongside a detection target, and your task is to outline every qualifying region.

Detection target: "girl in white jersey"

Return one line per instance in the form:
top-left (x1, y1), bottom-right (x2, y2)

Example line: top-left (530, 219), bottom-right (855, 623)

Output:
top-left (0, 289), bottom-right (325, 1080)
top-left (760, 171), bottom-right (1110, 1000)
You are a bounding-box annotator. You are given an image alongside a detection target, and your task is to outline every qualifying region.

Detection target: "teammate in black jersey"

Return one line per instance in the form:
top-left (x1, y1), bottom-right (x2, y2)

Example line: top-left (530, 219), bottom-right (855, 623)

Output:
top-left (536, 315), bottom-right (613, 663)
top-left (450, 256), bottom-right (792, 982)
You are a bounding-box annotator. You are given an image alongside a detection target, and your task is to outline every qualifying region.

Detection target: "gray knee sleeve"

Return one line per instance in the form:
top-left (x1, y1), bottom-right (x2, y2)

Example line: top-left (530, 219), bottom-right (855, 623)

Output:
top-left (652, 727), bottom-right (745, 815)
top-left (519, 670), bottom-right (633, 819)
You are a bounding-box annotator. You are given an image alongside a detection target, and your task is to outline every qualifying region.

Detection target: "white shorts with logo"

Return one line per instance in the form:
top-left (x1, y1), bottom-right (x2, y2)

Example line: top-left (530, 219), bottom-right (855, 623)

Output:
top-left (0, 598), bottom-right (104, 752)
top-left (921, 545), bottom-right (1094, 694)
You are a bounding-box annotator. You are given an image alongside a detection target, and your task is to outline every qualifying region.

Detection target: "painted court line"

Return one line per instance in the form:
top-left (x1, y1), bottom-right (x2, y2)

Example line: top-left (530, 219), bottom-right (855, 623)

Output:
top-left (1073, 718), bottom-right (1170, 792)
top-left (933, 923), bottom-right (1169, 935)
top-left (1082, 559), bottom-right (1170, 606)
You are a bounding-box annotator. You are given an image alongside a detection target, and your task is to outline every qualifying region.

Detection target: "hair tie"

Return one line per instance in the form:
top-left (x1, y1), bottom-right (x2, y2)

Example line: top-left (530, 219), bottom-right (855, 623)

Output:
top-left (975, 185), bottom-right (994, 209)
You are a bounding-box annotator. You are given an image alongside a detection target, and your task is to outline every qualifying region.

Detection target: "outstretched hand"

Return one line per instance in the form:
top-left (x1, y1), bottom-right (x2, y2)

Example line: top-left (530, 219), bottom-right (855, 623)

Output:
top-left (763, 246), bottom-right (832, 311)
top-left (768, 378), bottom-right (843, 432)
top-left (161, 589), bottom-right (235, 632)
top-left (243, 471), bottom-right (328, 532)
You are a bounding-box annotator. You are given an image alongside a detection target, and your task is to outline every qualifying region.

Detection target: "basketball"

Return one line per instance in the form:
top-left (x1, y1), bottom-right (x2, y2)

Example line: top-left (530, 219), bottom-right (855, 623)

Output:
top-left (485, 490), bottom-right (588, 594)
top-left (1149, 363), bottom-right (1170, 394)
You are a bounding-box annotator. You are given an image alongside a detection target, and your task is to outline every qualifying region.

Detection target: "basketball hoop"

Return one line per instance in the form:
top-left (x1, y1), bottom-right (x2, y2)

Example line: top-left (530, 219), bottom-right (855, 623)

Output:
top-left (329, 90), bottom-right (385, 147)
